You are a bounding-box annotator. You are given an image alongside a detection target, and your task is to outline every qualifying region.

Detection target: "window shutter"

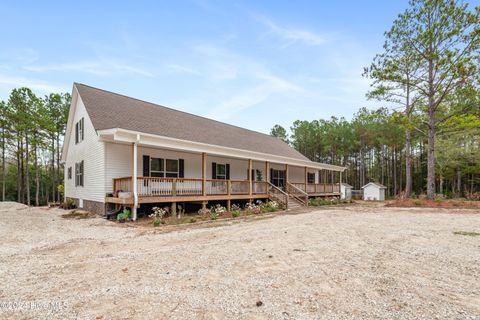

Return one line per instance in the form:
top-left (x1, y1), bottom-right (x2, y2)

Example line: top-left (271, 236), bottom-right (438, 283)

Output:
top-left (75, 163), bottom-right (78, 186)
top-left (80, 161), bottom-right (84, 186)
top-left (143, 155), bottom-right (150, 177)
top-left (179, 159), bottom-right (184, 178)
top-left (225, 164), bottom-right (230, 180)
top-left (75, 122), bottom-right (78, 144)
top-left (251, 169), bottom-right (255, 181)
top-left (212, 162), bottom-right (216, 179)
top-left (270, 168), bottom-right (274, 183)
top-left (81, 118), bottom-right (84, 140)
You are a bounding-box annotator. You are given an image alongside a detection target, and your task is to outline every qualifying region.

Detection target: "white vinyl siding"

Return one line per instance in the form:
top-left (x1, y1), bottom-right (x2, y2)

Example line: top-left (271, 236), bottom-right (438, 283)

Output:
top-left (64, 94), bottom-right (105, 204)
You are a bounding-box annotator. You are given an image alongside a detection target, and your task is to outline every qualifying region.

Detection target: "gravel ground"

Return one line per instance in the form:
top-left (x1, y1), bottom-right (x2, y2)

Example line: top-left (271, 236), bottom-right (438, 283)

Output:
top-left (0, 201), bottom-right (479, 320)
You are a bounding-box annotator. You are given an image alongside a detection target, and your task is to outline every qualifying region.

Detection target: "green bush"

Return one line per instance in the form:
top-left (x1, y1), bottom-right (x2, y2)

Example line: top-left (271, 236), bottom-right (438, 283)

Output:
top-left (232, 210), bottom-right (240, 218)
top-left (189, 217), bottom-right (197, 223)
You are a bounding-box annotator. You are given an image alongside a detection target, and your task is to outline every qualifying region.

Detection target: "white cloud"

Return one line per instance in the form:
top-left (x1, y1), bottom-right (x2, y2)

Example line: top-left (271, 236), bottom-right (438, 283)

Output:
top-left (204, 71), bottom-right (305, 121)
top-left (165, 63), bottom-right (201, 76)
top-left (0, 74), bottom-right (68, 97)
top-left (24, 60), bottom-right (153, 77)
top-left (256, 15), bottom-right (326, 46)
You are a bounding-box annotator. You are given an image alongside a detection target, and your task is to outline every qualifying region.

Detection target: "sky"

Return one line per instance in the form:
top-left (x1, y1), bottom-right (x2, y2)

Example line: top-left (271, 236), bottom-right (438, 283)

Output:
top-left (0, 0), bottom-right (416, 134)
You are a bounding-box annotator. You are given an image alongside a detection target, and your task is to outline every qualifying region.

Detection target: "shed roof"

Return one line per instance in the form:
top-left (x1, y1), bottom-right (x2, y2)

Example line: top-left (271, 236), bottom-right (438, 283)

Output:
top-left (361, 182), bottom-right (387, 189)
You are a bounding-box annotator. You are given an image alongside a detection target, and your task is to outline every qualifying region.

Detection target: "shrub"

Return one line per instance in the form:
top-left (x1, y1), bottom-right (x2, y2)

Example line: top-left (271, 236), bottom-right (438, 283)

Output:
top-left (261, 200), bottom-right (279, 213)
top-left (245, 202), bottom-right (261, 214)
top-left (232, 210), bottom-right (240, 218)
top-left (149, 206), bottom-right (167, 226)
top-left (212, 204), bottom-right (226, 215)
top-left (198, 208), bottom-right (210, 217)
top-left (189, 217), bottom-right (197, 223)
top-left (62, 198), bottom-right (76, 209)
top-left (466, 192), bottom-right (480, 201)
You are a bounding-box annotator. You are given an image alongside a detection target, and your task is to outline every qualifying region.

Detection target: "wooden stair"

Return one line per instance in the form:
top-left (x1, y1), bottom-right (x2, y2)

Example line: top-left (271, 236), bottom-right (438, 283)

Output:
top-left (288, 195), bottom-right (306, 210)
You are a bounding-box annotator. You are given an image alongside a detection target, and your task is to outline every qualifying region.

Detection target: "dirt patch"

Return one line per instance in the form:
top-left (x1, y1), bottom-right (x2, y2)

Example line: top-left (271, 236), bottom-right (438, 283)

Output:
top-left (0, 202), bottom-right (479, 319)
top-left (61, 209), bottom-right (96, 219)
top-left (386, 198), bottom-right (480, 209)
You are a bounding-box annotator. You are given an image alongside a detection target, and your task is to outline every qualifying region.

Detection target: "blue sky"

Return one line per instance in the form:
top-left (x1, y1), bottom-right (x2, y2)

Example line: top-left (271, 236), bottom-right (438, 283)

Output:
top-left (1, 1), bottom-right (416, 133)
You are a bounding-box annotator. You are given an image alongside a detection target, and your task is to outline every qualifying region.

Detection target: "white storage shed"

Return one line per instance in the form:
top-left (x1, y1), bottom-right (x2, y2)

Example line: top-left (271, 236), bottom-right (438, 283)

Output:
top-left (361, 182), bottom-right (386, 201)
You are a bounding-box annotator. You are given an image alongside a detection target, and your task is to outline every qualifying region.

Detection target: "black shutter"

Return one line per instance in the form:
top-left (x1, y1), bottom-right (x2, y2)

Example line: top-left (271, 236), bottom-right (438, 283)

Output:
top-left (270, 168), bottom-right (274, 183)
top-left (212, 162), bottom-right (216, 179)
top-left (75, 122), bottom-right (78, 144)
top-left (80, 161), bottom-right (84, 187)
top-left (143, 155), bottom-right (150, 177)
top-left (225, 164), bottom-right (230, 180)
top-left (75, 163), bottom-right (77, 186)
top-left (179, 159), bottom-right (184, 178)
top-left (81, 118), bottom-right (84, 141)
top-left (251, 169), bottom-right (255, 180)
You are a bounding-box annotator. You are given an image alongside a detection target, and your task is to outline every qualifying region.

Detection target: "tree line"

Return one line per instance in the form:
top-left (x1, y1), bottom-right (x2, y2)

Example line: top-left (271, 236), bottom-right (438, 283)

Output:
top-left (272, 0), bottom-right (479, 199)
top-left (0, 88), bottom-right (70, 205)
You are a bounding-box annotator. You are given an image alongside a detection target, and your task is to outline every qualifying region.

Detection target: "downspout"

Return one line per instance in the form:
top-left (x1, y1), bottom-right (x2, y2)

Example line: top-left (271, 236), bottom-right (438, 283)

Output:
top-left (132, 134), bottom-right (140, 221)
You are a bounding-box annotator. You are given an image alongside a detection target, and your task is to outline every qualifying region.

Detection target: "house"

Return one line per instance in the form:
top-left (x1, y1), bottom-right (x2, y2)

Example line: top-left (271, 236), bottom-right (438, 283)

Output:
top-left (340, 183), bottom-right (353, 200)
top-left (361, 182), bottom-right (386, 201)
top-left (61, 83), bottom-right (346, 219)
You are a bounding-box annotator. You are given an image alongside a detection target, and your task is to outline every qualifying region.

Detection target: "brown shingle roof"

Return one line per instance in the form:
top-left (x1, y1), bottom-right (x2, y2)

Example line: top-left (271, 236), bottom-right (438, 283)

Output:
top-left (75, 83), bottom-right (309, 161)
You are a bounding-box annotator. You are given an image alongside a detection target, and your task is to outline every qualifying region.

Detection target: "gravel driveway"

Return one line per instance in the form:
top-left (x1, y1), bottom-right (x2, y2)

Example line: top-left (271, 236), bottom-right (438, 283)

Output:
top-left (0, 202), bottom-right (479, 319)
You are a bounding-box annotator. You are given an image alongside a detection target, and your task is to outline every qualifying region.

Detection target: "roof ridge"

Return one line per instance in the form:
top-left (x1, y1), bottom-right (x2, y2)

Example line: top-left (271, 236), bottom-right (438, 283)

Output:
top-left (73, 82), bottom-right (288, 144)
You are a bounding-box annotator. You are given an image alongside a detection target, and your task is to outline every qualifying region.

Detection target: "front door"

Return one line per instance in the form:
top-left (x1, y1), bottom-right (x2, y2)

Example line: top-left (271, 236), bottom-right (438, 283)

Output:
top-left (271, 169), bottom-right (286, 190)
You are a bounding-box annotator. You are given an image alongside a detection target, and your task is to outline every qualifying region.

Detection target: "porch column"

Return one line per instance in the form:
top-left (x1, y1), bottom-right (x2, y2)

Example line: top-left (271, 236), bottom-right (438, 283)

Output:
top-left (304, 166), bottom-right (307, 192)
top-left (132, 139), bottom-right (138, 221)
top-left (285, 164), bottom-right (289, 184)
top-left (202, 152), bottom-right (206, 196)
top-left (339, 171), bottom-right (342, 194)
top-left (248, 159), bottom-right (253, 196)
top-left (265, 161), bottom-right (269, 196)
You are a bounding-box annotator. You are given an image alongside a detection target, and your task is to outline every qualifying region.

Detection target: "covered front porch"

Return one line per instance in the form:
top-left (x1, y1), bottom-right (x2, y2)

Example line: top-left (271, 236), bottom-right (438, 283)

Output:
top-left (100, 128), bottom-right (344, 219)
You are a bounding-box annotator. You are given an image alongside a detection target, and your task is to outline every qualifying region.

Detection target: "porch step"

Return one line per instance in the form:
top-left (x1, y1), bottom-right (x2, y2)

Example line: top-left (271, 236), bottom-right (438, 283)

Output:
top-left (287, 196), bottom-right (306, 210)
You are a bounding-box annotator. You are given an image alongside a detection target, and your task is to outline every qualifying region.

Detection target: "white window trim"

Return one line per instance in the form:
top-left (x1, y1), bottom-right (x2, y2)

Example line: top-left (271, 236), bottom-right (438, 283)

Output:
top-left (216, 163), bottom-right (226, 180)
top-left (150, 158), bottom-right (179, 178)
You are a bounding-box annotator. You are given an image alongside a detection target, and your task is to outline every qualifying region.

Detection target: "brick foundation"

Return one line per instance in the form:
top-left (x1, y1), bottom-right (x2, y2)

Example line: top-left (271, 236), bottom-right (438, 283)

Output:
top-left (66, 197), bottom-right (106, 215)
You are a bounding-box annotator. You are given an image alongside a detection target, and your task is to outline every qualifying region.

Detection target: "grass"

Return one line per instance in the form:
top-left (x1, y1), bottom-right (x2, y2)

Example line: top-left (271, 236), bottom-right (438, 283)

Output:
top-left (453, 231), bottom-right (480, 237)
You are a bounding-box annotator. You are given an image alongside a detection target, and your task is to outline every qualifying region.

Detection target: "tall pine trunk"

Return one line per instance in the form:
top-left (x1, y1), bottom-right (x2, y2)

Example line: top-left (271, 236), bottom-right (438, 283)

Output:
top-left (2, 129), bottom-right (5, 201)
top-left (51, 136), bottom-right (56, 203)
top-left (35, 144), bottom-right (39, 206)
top-left (17, 137), bottom-right (22, 202)
top-left (405, 128), bottom-right (412, 197)
top-left (25, 131), bottom-right (30, 205)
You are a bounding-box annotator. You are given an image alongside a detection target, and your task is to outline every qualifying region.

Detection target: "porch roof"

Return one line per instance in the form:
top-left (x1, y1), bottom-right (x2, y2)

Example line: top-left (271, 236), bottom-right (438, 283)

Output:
top-left (99, 128), bottom-right (346, 172)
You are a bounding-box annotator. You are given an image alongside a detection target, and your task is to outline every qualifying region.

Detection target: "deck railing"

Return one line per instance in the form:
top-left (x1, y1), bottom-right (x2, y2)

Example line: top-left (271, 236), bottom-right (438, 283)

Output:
top-left (267, 182), bottom-right (289, 209)
top-left (290, 183), bottom-right (340, 194)
top-left (286, 182), bottom-right (308, 206)
top-left (112, 177), bottom-right (339, 198)
top-left (113, 177), bottom-right (268, 197)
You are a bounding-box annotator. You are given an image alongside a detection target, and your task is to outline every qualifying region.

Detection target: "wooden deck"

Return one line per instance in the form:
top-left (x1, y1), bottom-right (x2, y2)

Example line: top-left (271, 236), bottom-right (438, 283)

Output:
top-left (106, 177), bottom-right (340, 205)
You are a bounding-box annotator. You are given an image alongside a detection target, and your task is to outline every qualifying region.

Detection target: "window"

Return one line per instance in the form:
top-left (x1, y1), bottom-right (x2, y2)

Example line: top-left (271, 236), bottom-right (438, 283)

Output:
top-left (150, 158), bottom-right (179, 178)
top-left (75, 118), bottom-right (84, 144)
top-left (165, 159), bottom-right (179, 177)
top-left (271, 169), bottom-right (285, 188)
top-left (216, 163), bottom-right (226, 179)
top-left (307, 172), bottom-right (315, 184)
top-left (150, 158), bottom-right (164, 177)
top-left (75, 161), bottom-right (84, 187)
top-left (68, 167), bottom-right (72, 180)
